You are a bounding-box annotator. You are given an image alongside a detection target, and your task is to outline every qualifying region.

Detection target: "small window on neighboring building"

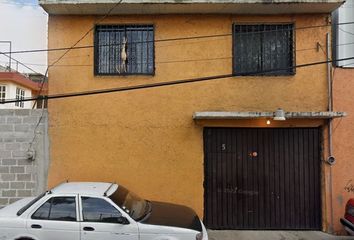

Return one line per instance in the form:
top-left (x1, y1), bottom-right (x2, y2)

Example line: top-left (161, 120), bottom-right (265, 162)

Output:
top-left (32, 197), bottom-right (77, 222)
top-left (94, 25), bottom-right (154, 76)
top-left (233, 24), bottom-right (294, 76)
top-left (0, 85), bottom-right (6, 103)
top-left (15, 87), bottom-right (25, 108)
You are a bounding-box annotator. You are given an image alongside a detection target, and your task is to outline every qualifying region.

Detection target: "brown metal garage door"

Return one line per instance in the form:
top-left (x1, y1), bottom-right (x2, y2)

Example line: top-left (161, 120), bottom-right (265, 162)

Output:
top-left (204, 128), bottom-right (321, 230)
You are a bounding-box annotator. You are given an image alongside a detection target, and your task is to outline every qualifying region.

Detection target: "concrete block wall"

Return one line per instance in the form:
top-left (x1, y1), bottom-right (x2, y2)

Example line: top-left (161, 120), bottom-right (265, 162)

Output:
top-left (0, 109), bottom-right (49, 208)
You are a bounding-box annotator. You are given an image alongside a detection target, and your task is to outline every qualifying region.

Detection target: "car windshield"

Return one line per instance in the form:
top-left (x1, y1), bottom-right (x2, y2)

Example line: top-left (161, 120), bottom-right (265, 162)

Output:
top-left (109, 185), bottom-right (149, 221)
top-left (17, 191), bottom-right (47, 216)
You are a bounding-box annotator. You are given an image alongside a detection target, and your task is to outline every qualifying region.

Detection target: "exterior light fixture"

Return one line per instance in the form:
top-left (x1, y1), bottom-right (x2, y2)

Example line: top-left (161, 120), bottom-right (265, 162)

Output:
top-left (273, 108), bottom-right (286, 121)
top-left (266, 120), bottom-right (271, 125)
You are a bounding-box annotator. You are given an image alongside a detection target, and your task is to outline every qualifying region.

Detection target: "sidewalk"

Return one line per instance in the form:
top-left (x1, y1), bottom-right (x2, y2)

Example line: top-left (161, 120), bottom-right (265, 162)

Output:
top-left (207, 230), bottom-right (354, 240)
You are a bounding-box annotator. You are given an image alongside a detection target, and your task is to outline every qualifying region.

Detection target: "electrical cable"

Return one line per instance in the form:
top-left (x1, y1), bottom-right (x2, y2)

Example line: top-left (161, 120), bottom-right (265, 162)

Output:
top-left (3, 40), bottom-right (354, 68)
top-left (339, 27), bottom-right (354, 36)
top-left (2, 40), bottom-right (354, 70)
top-left (26, 0), bottom-right (124, 151)
top-left (0, 51), bottom-right (42, 74)
top-left (33, 0), bottom-right (124, 107)
top-left (1, 55), bottom-right (354, 104)
top-left (2, 21), bottom-right (354, 56)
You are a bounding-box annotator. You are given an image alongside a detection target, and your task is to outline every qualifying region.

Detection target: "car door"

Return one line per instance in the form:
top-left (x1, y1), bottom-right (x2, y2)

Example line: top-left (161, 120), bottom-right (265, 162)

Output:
top-left (26, 195), bottom-right (80, 240)
top-left (79, 196), bottom-right (139, 240)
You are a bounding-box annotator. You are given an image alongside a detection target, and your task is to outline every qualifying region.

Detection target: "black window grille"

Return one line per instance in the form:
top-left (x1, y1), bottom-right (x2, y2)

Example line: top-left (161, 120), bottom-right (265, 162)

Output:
top-left (0, 85), bottom-right (6, 103)
top-left (233, 24), bottom-right (294, 76)
top-left (94, 25), bottom-right (154, 76)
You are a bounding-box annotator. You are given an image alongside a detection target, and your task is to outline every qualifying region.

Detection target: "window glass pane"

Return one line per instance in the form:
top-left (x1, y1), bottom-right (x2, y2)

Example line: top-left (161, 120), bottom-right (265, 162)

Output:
top-left (32, 199), bottom-right (51, 220)
top-left (82, 197), bottom-right (122, 223)
top-left (49, 197), bottom-right (76, 221)
top-left (233, 24), bottom-right (294, 76)
top-left (95, 25), bottom-right (154, 75)
top-left (0, 86), bottom-right (5, 102)
top-left (15, 88), bottom-right (25, 108)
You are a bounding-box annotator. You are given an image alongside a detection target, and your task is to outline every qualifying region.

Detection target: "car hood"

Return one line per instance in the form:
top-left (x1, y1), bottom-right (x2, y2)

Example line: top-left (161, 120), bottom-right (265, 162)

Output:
top-left (141, 201), bottom-right (202, 232)
top-left (0, 197), bottom-right (35, 218)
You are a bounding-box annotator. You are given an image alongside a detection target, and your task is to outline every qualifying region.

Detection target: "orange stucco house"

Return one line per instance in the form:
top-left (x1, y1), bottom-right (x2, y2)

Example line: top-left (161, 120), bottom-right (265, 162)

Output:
top-left (39, 0), bottom-right (350, 234)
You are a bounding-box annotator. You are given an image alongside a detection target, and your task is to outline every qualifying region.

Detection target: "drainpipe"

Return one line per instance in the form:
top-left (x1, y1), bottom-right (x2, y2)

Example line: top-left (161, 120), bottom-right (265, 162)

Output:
top-left (326, 32), bottom-right (334, 233)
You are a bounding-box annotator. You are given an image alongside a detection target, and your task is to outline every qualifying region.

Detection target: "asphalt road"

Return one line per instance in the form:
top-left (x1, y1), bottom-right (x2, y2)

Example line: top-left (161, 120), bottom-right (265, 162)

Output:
top-left (207, 230), bottom-right (354, 240)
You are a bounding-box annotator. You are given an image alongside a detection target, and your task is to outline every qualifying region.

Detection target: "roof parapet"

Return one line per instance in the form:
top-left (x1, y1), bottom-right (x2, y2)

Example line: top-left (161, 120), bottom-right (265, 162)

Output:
top-left (39, 0), bottom-right (345, 15)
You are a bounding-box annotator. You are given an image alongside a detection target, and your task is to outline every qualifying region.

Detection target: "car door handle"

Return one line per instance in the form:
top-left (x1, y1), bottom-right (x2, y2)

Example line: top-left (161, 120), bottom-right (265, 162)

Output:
top-left (31, 224), bottom-right (42, 229)
top-left (83, 226), bottom-right (95, 231)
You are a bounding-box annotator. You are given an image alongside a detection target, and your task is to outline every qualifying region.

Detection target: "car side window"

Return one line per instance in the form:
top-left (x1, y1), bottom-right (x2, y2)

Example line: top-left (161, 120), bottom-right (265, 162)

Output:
top-left (32, 197), bottom-right (77, 222)
top-left (81, 197), bottom-right (122, 223)
top-left (32, 199), bottom-right (51, 220)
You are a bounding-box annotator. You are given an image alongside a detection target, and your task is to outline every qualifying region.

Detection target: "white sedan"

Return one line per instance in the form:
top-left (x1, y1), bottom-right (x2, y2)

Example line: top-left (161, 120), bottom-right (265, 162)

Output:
top-left (0, 182), bottom-right (208, 240)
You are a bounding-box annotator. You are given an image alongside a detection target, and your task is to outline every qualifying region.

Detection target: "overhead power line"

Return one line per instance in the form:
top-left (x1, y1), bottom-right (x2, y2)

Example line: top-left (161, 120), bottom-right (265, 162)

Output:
top-left (2, 40), bottom-right (354, 70)
top-left (0, 51), bottom-right (42, 74)
top-left (2, 56), bottom-right (354, 105)
top-left (339, 27), bottom-right (354, 36)
top-left (26, 0), bottom-right (124, 150)
top-left (2, 21), bottom-right (354, 55)
top-left (34, 0), bottom-right (124, 105)
top-left (49, 0), bottom-right (123, 68)
top-left (3, 40), bottom-right (354, 68)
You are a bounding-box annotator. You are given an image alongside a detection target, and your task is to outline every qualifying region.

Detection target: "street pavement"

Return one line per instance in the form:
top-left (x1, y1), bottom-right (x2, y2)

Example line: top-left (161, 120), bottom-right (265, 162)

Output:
top-left (207, 230), bottom-right (354, 240)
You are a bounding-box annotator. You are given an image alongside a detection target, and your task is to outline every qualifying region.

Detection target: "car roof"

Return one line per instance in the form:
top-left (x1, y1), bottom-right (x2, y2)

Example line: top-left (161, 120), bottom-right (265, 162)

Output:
top-left (50, 182), bottom-right (118, 197)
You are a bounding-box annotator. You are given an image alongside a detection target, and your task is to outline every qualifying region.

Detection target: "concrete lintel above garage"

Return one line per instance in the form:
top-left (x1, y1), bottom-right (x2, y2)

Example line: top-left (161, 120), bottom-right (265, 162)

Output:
top-left (193, 111), bottom-right (347, 120)
top-left (39, 0), bottom-right (344, 15)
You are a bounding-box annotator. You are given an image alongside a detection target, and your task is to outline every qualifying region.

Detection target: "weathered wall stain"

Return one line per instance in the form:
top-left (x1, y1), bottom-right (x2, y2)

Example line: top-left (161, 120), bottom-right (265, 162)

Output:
top-left (344, 180), bottom-right (354, 193)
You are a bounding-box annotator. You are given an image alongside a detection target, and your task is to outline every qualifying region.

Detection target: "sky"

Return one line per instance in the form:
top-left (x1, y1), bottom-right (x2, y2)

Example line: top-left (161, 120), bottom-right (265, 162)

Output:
top-left (0, 0), bottom-right (48, 74)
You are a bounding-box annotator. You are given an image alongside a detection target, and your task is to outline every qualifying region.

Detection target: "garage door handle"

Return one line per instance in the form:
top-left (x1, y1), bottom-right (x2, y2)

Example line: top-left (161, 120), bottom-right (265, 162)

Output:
top-left (83, 226), bottom-right (95, 231)
top-left (31, 224), bottom-right (42, 229)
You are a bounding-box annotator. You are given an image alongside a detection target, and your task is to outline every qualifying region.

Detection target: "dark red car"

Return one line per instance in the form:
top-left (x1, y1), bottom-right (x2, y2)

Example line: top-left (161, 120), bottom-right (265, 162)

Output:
top-left (341, 198), bottom-right (354, 236)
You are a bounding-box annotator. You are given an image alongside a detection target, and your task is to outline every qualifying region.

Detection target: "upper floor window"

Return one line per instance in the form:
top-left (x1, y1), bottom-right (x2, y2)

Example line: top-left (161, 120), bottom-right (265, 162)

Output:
top-left (15, 87), bottom-right (25, 108)
top-left (94, 25), bottom-right (154, 76)
top-left (32, 197), bottom-right (77, 222)
top-left (233, 24), bottom-right (294, 76)
top-left (0, 85), bottom-right (5, 103)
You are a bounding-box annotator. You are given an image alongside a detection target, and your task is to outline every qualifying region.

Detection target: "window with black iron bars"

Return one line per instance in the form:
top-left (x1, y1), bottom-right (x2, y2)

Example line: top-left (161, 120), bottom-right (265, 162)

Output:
top-left (233, 24), bottom-right (295, 76)
top-left (94, 25), bottom-right (154, 76)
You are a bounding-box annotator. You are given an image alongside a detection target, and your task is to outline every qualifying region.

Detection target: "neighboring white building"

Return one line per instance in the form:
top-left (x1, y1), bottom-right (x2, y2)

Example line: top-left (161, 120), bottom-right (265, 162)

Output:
top-left (333, 0), bottom-right (354, 67)
top-left (0, 71), bottom-right (46, 109)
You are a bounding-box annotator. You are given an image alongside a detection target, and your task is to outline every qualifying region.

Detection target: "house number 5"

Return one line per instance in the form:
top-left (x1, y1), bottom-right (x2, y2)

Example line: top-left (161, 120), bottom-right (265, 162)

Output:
top-left (221, 144), bottom-right (226, 151)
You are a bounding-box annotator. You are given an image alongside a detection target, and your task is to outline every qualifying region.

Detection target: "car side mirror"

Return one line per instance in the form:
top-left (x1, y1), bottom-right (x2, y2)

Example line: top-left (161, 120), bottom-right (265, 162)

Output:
top-left (116, 216), bottom-right (129, 225)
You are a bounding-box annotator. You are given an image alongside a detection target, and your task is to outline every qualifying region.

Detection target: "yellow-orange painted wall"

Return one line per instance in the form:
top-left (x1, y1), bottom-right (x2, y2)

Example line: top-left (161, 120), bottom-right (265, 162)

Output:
top-left (332, 68), bottom-right (354, 234)
top-left (47, 14), bottom-right (334, 228)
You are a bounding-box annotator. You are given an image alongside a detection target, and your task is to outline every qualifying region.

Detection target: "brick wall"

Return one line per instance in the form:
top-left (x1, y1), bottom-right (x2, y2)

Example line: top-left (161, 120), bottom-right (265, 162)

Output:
top-left (0, 109), bottom-right (49, 208)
